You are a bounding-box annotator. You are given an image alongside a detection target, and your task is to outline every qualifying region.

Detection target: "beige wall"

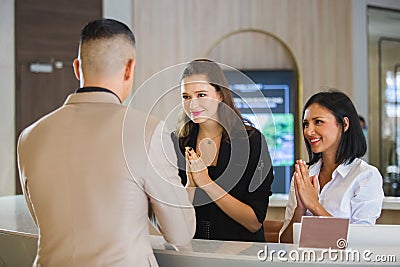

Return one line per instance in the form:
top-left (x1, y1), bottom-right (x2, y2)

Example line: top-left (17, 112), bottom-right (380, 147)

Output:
top-left (103, 0), bottom-right (132, 28)
top-left (131, 0), bottom-right (353, 159)
top-left (0, 0), bottom-right (15, 196)
top-left (1, 0), bottom-right (400, 195)
top-left (133, 0), bottom-right (353, 96)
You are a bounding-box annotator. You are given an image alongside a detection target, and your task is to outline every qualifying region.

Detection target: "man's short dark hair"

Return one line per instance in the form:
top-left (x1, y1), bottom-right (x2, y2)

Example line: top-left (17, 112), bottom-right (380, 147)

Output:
top-left (80, 18), bottom-right (135, 46)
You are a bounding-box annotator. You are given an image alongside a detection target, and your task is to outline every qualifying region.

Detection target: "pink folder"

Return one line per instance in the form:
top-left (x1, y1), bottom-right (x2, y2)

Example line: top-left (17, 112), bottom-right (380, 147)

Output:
top-left (299, 216), bottom-right (349, 249)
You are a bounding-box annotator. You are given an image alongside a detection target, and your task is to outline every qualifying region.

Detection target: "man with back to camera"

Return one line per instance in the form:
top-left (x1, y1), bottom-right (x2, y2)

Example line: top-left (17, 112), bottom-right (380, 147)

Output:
top-left (17, 18), bottom-right (195, 267)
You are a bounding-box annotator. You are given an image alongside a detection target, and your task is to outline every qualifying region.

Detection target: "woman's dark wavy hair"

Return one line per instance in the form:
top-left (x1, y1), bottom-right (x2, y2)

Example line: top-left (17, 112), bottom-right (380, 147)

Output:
top-left (176, 59), bottom-right (253, 145)
top-left (303, 90), bottom-right (367, 165)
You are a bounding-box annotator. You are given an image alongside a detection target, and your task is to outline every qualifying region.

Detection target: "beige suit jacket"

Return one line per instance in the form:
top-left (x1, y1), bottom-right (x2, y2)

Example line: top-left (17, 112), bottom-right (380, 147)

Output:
top-left (17, 92), bottom-right (195, 267)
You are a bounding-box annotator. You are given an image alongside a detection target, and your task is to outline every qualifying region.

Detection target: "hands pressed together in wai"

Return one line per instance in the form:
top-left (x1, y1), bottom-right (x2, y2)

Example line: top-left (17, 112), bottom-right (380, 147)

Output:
top-left (184, 146), bottom-right (213, 188)
top-left (293, 159), bottom-right (321, 214)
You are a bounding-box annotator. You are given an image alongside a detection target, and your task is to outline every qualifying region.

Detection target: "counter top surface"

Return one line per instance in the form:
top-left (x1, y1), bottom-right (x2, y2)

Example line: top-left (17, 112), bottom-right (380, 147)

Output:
top-left (0, 195), bottom-right (37, 237)
top-left (269, 194), bottom-right (400, 210)
top-left (1, 195), bottom-right (400, 266)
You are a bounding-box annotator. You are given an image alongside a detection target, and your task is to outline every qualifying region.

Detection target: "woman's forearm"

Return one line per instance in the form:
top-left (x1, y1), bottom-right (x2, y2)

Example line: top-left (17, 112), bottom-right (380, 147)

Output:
top-left (201, 181), bottom-right (262, 233)
top-left (280, 207), bottom-right (305, 243)
top-left (186, 187), bottom-right (196, 203)
top-left (307, 202), bottom-right (332, 217)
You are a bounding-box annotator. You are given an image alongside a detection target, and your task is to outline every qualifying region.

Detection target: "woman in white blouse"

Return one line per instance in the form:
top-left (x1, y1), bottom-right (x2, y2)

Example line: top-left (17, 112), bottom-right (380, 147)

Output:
top-left (279, 90), bottom-right (384, 243)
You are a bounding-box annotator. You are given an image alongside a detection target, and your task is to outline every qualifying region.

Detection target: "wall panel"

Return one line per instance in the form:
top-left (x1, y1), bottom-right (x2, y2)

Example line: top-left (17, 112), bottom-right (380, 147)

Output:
top-left (0, 0), bottom-right (15, 196)
top-left (132, 0), bottom-right (353, 159)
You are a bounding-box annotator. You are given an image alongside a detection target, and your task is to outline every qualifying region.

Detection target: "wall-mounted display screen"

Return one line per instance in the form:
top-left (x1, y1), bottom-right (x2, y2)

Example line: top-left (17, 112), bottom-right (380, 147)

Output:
top-left (224, 70), bottom-right (297, 194)
top-left (243, 113), bottom-right (294, 167)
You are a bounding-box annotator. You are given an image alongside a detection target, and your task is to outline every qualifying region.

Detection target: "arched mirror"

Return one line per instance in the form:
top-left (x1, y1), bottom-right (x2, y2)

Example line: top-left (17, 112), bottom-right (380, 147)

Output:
top-left (368, 7), bottom-right (400, 197)
top-left (204, 29), bottom-right (302, 194)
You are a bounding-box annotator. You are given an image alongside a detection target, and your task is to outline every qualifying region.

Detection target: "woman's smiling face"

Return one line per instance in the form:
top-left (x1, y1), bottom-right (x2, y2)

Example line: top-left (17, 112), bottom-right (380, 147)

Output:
top-left (181, 74), bottom-right (222, 124)
top-left (303, 103), bottom-right (345, 157)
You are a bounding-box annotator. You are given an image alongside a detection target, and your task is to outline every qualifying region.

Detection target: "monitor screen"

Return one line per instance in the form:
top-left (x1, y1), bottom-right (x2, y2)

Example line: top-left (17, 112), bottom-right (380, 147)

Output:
top-left (241, 112), bottom-right (294, 167)
top-left (224, 70), bottom-right (296, 193)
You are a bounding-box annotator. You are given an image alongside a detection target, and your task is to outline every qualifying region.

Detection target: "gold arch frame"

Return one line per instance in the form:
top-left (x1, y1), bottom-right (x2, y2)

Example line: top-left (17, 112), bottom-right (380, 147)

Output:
top-left (204, 28), bottom-right (303, 159)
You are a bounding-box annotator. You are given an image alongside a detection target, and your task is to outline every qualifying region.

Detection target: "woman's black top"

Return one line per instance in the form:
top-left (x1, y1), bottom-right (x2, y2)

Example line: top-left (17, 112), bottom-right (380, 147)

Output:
top-left (171, 125), bottom-right (274, 242)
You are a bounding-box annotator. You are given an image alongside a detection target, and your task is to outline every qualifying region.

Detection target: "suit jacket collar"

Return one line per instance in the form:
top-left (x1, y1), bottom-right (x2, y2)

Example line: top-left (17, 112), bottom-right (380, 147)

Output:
top-left (64, 92), bottom-right (121, 106)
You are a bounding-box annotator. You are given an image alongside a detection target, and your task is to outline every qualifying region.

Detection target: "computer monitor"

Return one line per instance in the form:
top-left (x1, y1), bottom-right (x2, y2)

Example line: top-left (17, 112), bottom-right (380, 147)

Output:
top-left (224, 70), bottom-right (297, 193)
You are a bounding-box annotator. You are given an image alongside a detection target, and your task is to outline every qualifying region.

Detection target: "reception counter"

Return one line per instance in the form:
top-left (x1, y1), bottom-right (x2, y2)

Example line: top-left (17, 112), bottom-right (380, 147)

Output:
top-left (1, 195), bottom-right (399, 266)
top-left (267, 194), bottom-right (400, 224)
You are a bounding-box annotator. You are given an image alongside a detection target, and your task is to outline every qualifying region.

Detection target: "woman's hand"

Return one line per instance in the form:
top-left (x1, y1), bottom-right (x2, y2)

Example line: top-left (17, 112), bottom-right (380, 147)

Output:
top-left (185, 148), bottom-right (196, 187)
top-left (184, 148), bottom-right (262, 233)
top-left (185, 147), bottom-right (213, 187)
top-left (294, 159), bottom-right (319, 212)
top-left (294, 173), bottom-right (306, 213)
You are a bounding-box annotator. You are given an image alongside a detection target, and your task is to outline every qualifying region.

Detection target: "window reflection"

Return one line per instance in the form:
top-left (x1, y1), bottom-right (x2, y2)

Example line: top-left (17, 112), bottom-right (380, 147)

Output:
top-left (383, 70), bottom-right (400, 196)
top-left (368, 7), bottom-right (400, 196)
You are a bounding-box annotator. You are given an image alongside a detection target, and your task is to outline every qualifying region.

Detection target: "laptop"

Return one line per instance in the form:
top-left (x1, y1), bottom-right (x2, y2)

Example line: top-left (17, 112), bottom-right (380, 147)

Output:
top-left (293, 222), bottom-right (301, 244)
top-left (347, 224), bottom-right (400, 247)
top-left (297, 216), bottom-right (349, 249)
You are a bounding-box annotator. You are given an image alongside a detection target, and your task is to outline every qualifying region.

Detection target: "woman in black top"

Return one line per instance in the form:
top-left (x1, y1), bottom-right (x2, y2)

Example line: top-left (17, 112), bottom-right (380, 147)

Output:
top-left (171, 59), bottom-right (274, 242)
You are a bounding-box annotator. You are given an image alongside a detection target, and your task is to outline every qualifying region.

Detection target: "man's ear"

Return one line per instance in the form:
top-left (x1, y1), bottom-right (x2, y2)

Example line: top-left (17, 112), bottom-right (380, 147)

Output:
top-left (73, 58), bottom-right (81, 81)
top-left (124, 59), bottom-right (135, 81)
top-left (343, 117), bottom-right (350, 132)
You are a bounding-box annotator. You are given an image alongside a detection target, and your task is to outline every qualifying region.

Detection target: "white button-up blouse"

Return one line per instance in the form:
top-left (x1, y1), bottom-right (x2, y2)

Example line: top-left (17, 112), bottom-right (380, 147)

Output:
top-left (280, 158), bottom-right (385, 237)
